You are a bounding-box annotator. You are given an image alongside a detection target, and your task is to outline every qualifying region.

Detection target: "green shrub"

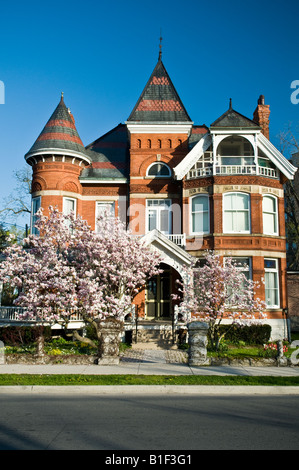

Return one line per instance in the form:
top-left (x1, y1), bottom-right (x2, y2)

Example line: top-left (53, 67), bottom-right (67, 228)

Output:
top-left (215, 324), bottom-right (271, 345)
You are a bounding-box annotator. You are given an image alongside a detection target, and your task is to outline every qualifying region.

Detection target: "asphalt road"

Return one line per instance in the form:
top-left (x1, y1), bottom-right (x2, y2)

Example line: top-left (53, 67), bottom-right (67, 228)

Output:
top-left (0, 391), bottom-right (298, 451)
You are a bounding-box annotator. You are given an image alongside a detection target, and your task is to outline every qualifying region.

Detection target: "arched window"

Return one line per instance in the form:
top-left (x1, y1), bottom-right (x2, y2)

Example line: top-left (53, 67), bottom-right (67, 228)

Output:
top-left (223, 192), bottom-right (250, 233)
top-left (147, 162), bottom-right (171, 177)
top-left (263, 195), bottom-right (278, 235)
top-left (147, 139), bottom-right (151, 149)
top-left (190, 195), bottom-right (209, 234)
top-left (136, 139), bottom-right (141, 149)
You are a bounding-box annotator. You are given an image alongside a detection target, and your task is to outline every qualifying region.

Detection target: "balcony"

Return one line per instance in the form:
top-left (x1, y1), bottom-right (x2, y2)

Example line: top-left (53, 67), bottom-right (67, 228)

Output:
top-left (187, 163), bottom-right (278, 180)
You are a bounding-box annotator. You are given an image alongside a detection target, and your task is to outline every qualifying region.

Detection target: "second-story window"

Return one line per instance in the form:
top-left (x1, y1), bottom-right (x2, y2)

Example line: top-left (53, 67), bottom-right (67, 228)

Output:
top-left (146, 199), bottom-right (171, 235)
top-left (263, 195), bottom-right (278, 235)
top-left (223, 192), bottom-right (250, 233)
top-left (191, 195), bottom-right (209, 234)
top-left (147, 162), bottom-right (171, 178)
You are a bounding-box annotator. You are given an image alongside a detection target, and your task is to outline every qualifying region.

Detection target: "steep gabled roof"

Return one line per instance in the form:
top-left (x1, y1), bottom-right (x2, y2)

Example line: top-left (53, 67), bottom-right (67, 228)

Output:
top-left (25, 94), bottom-right (90, 162)
top-left (210, 100), bottom-right (260, 129)
top-left (127, 58), bottom-right (192, 123)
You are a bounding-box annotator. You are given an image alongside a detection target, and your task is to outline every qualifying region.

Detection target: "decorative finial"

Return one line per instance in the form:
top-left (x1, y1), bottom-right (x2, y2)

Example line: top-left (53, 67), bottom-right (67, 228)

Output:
top-left (61, 91), bottom-right (64, 102)
top-left (229, 98), bottom-right (232, 109)
top-left (159, 30), bottom-right (162, 60)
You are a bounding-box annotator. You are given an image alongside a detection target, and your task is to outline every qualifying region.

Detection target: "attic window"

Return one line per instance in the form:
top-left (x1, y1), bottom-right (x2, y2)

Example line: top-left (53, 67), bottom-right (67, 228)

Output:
top-left (147, 162), bottom-right (171, 177)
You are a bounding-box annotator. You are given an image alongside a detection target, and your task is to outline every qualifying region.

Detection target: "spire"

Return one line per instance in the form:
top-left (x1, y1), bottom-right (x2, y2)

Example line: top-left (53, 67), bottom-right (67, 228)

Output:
top-left (158, 31), bottom-right (162, 61)
top-left (127, 57), bottom-right (192, 123)
top-left (25, 94), bottom-right (90, 162)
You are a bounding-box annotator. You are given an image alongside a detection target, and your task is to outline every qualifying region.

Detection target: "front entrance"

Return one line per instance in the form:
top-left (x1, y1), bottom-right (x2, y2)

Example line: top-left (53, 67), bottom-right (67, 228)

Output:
top-left (145, 264), bottom-right (172, 319)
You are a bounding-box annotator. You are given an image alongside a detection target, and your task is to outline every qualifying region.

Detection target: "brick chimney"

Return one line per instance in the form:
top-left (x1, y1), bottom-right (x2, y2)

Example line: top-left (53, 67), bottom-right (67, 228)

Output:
top-left (253, 95), bottom-right (270, 139)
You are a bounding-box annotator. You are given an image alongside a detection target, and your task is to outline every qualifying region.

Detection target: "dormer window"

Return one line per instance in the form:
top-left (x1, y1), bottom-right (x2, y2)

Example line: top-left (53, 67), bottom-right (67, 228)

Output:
top-left (147, 162), bottom-right (171, 178)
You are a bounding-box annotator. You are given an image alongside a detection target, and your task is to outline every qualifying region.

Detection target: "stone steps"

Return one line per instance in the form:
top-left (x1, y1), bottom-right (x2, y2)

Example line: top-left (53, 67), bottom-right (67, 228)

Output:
top-left (131, 323), bottom-right (177, 350)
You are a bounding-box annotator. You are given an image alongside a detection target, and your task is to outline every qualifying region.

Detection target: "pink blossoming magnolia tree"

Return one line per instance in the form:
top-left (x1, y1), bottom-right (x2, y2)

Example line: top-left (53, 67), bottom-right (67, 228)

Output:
top-left (176, 252), bottom-right (267, 351)
top-left (0, 207), bottom-right (162, 354)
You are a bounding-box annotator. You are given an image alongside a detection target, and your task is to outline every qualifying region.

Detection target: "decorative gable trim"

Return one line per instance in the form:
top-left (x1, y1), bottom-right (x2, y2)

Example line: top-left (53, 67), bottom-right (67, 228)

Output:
top-left (257, 133), bottom-right (297, 180)
top-left (173, 133), bottom-right (212, 180)
top-left (141, 229), bottom-right (193, 275)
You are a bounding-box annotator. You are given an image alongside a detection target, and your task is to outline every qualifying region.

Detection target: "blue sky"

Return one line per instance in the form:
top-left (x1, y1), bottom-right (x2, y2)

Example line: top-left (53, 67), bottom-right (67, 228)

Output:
top-left (0, 0), bottom-right (298, 227)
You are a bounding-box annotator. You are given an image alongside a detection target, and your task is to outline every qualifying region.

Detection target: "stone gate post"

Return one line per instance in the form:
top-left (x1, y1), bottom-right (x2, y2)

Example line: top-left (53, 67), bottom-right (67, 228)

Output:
top-left (188, 321), bottom-right (210, 366)
top-left (97, 317), bottom-right (124, 365)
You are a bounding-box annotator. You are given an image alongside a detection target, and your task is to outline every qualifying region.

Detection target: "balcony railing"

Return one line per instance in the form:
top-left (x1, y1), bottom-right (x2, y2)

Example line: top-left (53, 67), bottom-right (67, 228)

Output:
top-left (0, 306), bottom-right (29, 322)
top-left (0, 306), bottom-right (84, 324)
top-left (166, 234), bottom-right (186, 247)
top-left (187, 164), bottom-right (278, 179)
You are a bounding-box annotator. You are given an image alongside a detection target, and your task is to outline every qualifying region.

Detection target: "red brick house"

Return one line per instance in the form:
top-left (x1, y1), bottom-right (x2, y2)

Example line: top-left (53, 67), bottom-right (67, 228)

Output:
top-left (25, 54), bottom-right (297, 341)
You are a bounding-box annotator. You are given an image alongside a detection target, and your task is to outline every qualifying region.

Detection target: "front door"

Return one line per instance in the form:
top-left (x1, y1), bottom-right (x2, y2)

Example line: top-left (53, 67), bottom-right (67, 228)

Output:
top-left (145, 265), bottom-right (171, 319)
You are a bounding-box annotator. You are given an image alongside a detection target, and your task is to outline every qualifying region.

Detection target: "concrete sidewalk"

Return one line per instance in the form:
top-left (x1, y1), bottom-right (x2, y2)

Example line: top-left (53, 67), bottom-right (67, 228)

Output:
top-left (0, 349), bottom-right (299, 377)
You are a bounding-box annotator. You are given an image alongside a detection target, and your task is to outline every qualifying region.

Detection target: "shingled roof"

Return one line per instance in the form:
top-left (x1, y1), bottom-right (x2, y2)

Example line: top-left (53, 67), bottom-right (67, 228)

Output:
top-left (25, 94), bottom-right (90, 162)
top-left (127, 57), bottom-right (192, 123)
top-left (210, 99), bottom-right (260, 129)
top-left (80, 124), bottom-right (129, 181)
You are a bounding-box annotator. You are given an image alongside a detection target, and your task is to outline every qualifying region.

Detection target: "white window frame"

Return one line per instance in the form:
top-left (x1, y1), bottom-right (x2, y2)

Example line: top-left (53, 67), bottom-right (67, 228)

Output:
top-left (190, 194), bottom-right (210, 235)
top-left (223, 192), bottom-right (251, 234)
top-left (31, 196), bottom-right (41, 235)
top-left (224, 257), bottom-right (252, 306)
top-left (95, 201), bottom-right (115, 231)
top-left (63, 197), bottom-right (77, 216)
top-left (146, 162), bottom-right (171, 178)
top-left (146, 199), bottom-right (172, 235)
top-left (262, 195), bottom-right (278, 236)
top-left (264, 258), bottom-right (280, 308)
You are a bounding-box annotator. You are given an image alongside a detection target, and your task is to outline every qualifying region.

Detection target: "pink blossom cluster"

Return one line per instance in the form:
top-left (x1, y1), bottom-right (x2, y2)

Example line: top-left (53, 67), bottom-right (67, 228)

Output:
top-left (175, 251), bottom-right (267, 349)
top-left (0, 207), bottom-right (162, 326)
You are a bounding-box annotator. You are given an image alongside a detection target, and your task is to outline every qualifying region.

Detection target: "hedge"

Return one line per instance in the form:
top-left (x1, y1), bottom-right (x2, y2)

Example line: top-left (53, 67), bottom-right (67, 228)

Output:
top-left (216, 324), bottom-right (271, 345)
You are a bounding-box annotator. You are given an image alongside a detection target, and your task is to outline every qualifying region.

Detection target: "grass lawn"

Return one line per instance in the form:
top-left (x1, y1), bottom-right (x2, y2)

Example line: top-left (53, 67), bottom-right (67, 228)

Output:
top-left (0, 374), bottom-right (298, 386)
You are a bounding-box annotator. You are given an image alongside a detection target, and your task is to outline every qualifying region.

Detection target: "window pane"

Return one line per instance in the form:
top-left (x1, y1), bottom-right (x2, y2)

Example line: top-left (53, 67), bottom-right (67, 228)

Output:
top-left (193, 212), bottom-right (209, 232)
top-left (263, 196), bottom-right (275, 212)
top-left (160, 210), bottom-right (169, 233)
top-left (223, 212), bottom-right (233, 232)
top-left (236, 194), bottom-right (249, 210)
top-left (31, 198), bottom-right (41, 235)
top-left (64, 198), bottom-right (75, 215)
top-left (263, 213), bottom-right (275, 233)
top-left (224, 194), bottom-right (233, 210)
top-left (192, 196), bottom-right (208, 212)
top-left (148, 163), bottom-right (170, 177)
top-left (237, 211), bottom-right (249, 231)
top-left (264, 259), bottom-right (276, 269)
top-left (148, 210), bottom-right (157, 231)
top-left (265, 272), bottom-right (278, 306)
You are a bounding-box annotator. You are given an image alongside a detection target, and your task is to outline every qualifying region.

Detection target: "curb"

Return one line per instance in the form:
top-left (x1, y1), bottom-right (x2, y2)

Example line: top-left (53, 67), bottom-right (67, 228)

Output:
top-left (1, 385), bottom-right (299, 395)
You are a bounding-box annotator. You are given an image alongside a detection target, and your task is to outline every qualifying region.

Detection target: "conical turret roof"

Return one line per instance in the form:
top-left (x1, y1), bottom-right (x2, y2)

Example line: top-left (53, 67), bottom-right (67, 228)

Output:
top-left (127, 57), bottom-right (192, 123)
top-left (25, 94), bottom-right (90, 162)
